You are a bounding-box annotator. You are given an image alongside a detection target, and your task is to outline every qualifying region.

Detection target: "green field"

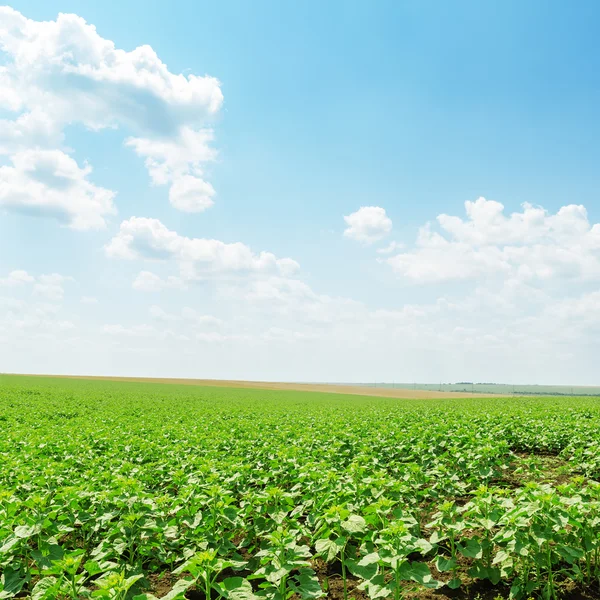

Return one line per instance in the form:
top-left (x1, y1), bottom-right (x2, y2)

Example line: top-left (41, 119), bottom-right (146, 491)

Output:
top-left (2, 376), bottom-right (600, 600)
top-left (336, 383), bottom-right (600, 397)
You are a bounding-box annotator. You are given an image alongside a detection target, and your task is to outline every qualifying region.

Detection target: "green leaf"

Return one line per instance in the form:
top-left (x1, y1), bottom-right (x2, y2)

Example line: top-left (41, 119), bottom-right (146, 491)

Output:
top-left (492, 550), bottom-right (512, 566)
top-left (412, 538), bottom-right (433, 555)
top-left (31, 577), bottom-right (62, 600)
top-left (556, 545), bottom-right (584, 564)
top-left (0, 537), bottom-right (20, 555)
top-left (0, 567), bottom-right (26, 599)
top-left (429, 530), bottom-right (446, 544)
top-left (435, 556), bottom-right (457, 572)
top-left (218, 578), bottom-right (257, 600)
top-left (357, 574), bottom-right (393, 599)
top-left (447, 577), bottom-right (462, 589)
top-left (346, 553), bottom-right (380, 580)
top-left (158, 578), bottom-right (194, 600)
top-left (289, 572), bottom-right (324, 600)
top-left (14, 524), bottom-right (39, 538)
top-left (315, 539), bottom-right (340, 562)
top-left (341, 514), bottom-right (366, 534)
top-left (458, 538), bottom-right (482, 559)
top-left (398, 562), bottom-right (441, 589)
top-left (468, 565), bottom-right (501, 585)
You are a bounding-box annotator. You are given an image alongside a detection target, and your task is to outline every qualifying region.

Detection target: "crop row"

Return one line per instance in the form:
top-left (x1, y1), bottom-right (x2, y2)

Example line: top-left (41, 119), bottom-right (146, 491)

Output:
top-left (2, 377), bottom-right (600, 599)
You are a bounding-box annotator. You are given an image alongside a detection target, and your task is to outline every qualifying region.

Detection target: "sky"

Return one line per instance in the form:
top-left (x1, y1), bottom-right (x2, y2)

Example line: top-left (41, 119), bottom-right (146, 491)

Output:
top-left (1, 1), bottom-right (600, 384)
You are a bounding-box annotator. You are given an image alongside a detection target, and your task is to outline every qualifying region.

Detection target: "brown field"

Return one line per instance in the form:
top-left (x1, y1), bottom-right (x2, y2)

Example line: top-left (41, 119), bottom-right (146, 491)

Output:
top-left (13, 373), bottom-right (506, 399)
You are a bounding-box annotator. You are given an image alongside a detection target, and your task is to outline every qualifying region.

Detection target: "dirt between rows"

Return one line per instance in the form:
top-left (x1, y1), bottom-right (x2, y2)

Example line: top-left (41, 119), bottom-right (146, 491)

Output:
top-left (14, 374), bottom-right (508, 399)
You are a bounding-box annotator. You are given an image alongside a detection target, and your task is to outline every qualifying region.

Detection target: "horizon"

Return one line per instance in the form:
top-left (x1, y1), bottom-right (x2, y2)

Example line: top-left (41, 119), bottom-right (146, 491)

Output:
top-left (2, 372), bottom-right (600, 393)
top-left (2, 1), bottom-right (600, 383)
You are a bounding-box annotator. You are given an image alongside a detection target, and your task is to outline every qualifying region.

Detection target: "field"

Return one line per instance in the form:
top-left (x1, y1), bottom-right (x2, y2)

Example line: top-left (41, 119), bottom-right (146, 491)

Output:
top-left (2, 376), bottom-right (600, 600)
top-left (340, 383), bottom-right (600, 397)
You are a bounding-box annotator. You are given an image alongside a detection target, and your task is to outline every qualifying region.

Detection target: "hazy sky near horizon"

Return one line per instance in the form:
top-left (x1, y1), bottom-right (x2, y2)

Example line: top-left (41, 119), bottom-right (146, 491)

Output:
top-left (2, 1), bottom-right (600, 384)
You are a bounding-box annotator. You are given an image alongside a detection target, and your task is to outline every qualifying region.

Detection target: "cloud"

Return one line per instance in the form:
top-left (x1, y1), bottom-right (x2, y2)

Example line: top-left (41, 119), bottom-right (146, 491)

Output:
top-left (107, 217), bottom-right (300, 280)
top-left (385, 197), bottom-right (600, 284)
top-left (81, 296), bottom-right (98, 304)
top-left (0, 270), bottom-right (72, 301)
top-left (132, 270), bottom-right (186, 292)
top-left (126, 128), bottom-right (217, 213)
top-left (0, 269), bottom-right (35, 286)
top-left (33, 274), bottom-right (74, 301)
top-left (0, 7), bottom-right (223, 214)
top-left (0, 149), bottom-right (116, 229)
top-left (0, 7), bottom-right (222, 137)
top-left (149, 305), bottom-right (179, 322)
top-left (168, 175), bottom-right (215, 213)
top-left (376, 241), bottom-right (404, 254)
top-left (181, 307), bottom-right (223, 328)
top-left (133, 271), bottom-right (185, 292)
top-left (343, 206), bottom-right (392, 244)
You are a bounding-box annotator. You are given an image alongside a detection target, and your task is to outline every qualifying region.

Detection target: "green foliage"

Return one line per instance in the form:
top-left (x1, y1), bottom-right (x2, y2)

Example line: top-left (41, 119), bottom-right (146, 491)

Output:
top-left (2, 375), bottom-right (600, 599)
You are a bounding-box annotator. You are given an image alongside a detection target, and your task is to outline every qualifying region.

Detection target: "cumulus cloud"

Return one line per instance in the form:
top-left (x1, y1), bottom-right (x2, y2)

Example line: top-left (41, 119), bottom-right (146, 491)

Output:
top-left (0, 7), bottom-right (223, 214)
top-left (168, 175), bottom-right (215, 213)
top-left (0, 7), bottom-right (222, 137)
top-left (385, 197), bottom-right (600, 284)
top-left (343, 206), bottom-right (392, 244)
top-left (0, 150), bottom-right (116, 229)
top-left (107, 217), bottom-right (300, 280)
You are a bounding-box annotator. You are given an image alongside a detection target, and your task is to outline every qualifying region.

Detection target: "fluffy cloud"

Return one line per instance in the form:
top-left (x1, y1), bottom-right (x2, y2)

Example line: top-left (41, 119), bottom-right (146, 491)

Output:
top-left (0, 7), bottom-right (222, 137)
top-left (385, 198), bottom-right (600, 284)
top-left (168, 175), bottom-right (215, 213)
top-left (107, 217), bottom-right (300, 280)
top-left (0, 7), bottom-right (222, 214)
top-left (343, 206), bottom-right (392, 244)
top-left (0, 150), bottom-right (116, 229)
top-left (0, 270), bottom-right (35, 286)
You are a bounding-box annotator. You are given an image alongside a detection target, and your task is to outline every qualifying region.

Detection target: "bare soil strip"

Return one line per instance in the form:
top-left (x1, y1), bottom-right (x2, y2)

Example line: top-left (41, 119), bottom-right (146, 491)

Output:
top-left (12, 373), bottom-right (506, 399)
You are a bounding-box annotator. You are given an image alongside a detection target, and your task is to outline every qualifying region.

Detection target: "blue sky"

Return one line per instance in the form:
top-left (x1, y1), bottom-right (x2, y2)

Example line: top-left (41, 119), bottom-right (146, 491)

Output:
top-left (2, 1), bottom-right (600, 383)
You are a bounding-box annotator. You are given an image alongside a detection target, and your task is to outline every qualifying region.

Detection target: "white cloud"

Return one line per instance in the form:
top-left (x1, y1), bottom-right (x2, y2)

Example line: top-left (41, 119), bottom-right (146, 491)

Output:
top-left (168, 175), bottom-right (215, 213)
top-left (385, 198), bottom-right (600, 284)
top-left (0, 270), bottom-right (72, 302)
top-left (33, 273), bottom-right (73, 301)
top-left (125, 128), bottom-right (217, 185)
top-left (81, 296), bottom-right (98, 304)
top-left (132, 270), bottom-right (186, 292)
top-left (343, 206), bottom-right (392, 244)
top-left (0, 149), bottom-right (116, 229)
top-left (0, 7), bottom-right (222, 138)
top-left (126, 128), bottom-right (217, 212)
top-left (376, 241), bottom-right (404, 254)
top-left (0, 269), bottom-right (35, 286)
top-left (0, 7), bottom-right (223, 214)
top-left (107, 217), bottom-right (300, 280)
